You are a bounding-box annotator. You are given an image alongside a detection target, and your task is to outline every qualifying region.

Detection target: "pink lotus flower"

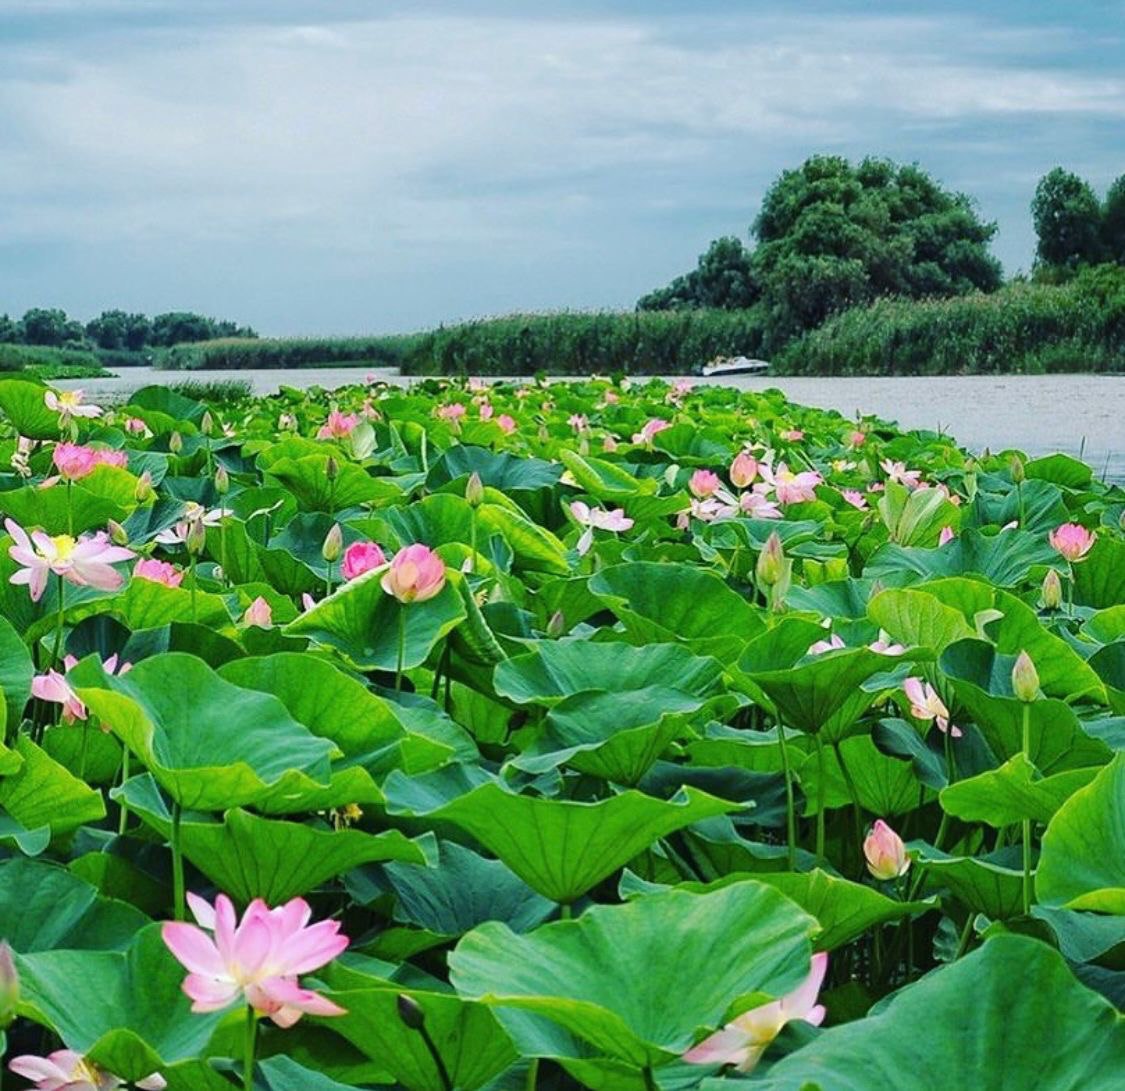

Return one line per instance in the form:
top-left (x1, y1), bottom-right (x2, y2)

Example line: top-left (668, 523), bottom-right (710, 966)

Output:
top-left (683, 952), bottom-right (828, 1073)
top-left (759, 462), bottom-right (823, 505)
top-left (316, 410), bottom-right (358, 440)
top-left (632, 418), bottom-right (671, 445)
top-left (841, 489), bottom-right (868, 511)
top-left (846, 429), bottom-right (866, 448)
top-left (242, 596), bottom-right (272, 628)
top-left (496, 414), bottom-right (517, 434)
top-left (779, 428), bottom-right (804, 442)
top-left (938, 526), bottom-right (956, 546)
top-left (44, 389), bottom-right (102, 426)
top-left (162, 892), bottom-right (348, 1028)
top-left (155, 503), bottom-right (229, 546)
top-left (1048, 523), bottom-right (1095, 562)
top-left (880, 459), bottom-right (923, 489)
top-left (570, 501), bottom-right (634, 555)
top-left (6, 519), bottom-right (135, 602)
top-left (133, 558), bottom-right (184, 588)
top-left (602, 435), bottom-right (618, 452)
top-left (903, 677), bottom-right (961, 737)
top-left (730, 452), bottom-right (759, 489)
top-left (9, 1049), bottom-right (164, 1091)
top-left (301, 592), bottom-right (317, 611)
top-left (31, 668), bottom-right (86, 723)
top-left (864, 819), bottom-right (910, 880)
top-left (689, 469), bottom-right (721, 499)
top-left (437, 403), bottom-right (466, 422)
top-left (808, 633), bottom-right (846, 656)
top-left (739, 489), bottom-right (782, 520)
top-left (869, 633), bottom-right (906, 656)
top-left (124, 417), bottom-right (150, 434)
top-left (52, 443), bottom-right (100, 481)
top-left (381, 543), bottom-right (446, 604)
top-left (568, 414), bottom-right (589, 433)
top-left (478, 401), bottom-right (494, 421)
top-left (601, 390), bottom-right (619, 406)
top-left (341, 540), bottom-right (386, 581)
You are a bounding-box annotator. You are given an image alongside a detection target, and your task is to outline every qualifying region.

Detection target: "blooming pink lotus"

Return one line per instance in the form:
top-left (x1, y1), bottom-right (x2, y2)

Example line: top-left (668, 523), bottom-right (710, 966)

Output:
top-left (316, 410), bottom-right (358, 440)
top-left (6, 519), bottom-right (135, 602)
top-left (496, 414), bottom-right (517, 434)
top-left (124, 417), bottom-right (150, 435)
top-left (381, 543), bottom-right (446, 603)
top-left (133, 558), bottom-right (184, 588)
top-left (568, 413), bottom-right (589, 432)
top-left (1048, 522), bottom-right (1095, 562)
top-left (631, 418), bottom-right (671, 445)
top-left (846, 430), bottom-right (866, 448)
top-left (570, 501), bottom-right (634, 555)
top-left (808, 633), bottom-right (846, 656)
top-left (739, 489), bottom-right (782, 520)
top-left (32, 653), bottom-right (130, 726)
top-left (683, 952), bottom-right (828, 1073)
top-left (44, 389), bottom-right (102, 426)
top-left (478, 401), bottom-right (494, 421)
top-left (341, 540), bottom-right (386, 581)
top-left (689, 469), bottom-right (721, 499)
top-left (840, 489), bottom-right (868, 511)
top-left (903, 677), bottom-right (961, 737)
top-left (162, 893), bottom-right (348, 1028)
top-left (47, 444), bottom-right (128, 484)
top-left (869, 633), bottom-right (906, 656)
top-left (242, 596), bottom-right (273, 628)
top-left (759, 462), bottom-right (823, 505)
top-left (779, 428), bottom-right (804, 442)
top-left (9, 1049), bottom-right (165, 1091)
top-left (730, 452), bottom-right (759, 489)
top-left (437, 403), bottom-right (466, 422)
top-left (864, 819), bottom-right (910, 880)
top-left (155, 502), bottom-right (228, 546)
top-left (880, 459), bottom-right (923, 489)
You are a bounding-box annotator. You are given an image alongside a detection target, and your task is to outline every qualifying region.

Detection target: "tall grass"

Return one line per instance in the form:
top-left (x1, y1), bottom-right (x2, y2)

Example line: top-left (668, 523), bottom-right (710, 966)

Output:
top-left (161, 336), bottom-right (411, 371)
top-left (0, 343), bottom-right (105, 373)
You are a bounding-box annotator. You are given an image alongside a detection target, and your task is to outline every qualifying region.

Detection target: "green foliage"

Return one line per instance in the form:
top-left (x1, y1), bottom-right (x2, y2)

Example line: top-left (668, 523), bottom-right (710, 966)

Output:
top-left (161, 335), bottom-right (409, 371)
top-left (1032, 167), bottom-right (1107, 269)
top-left (637, 236), bottom-right (760, 311)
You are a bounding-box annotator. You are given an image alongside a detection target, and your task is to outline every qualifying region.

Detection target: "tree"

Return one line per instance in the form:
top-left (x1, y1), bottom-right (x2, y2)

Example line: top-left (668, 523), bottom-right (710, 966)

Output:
top-left (19, 308), bottom-right (73, 347)
top-left (638, 237), bottom-right (759, 311)
top-left (1102, 174), bottom-right (1125, 265)
top-left (0, 314), bottom-right (17, 343)
top-left (85, 309), bottom-right (128, 350)
top-left (1031, 168), bottom-right (1105, 269)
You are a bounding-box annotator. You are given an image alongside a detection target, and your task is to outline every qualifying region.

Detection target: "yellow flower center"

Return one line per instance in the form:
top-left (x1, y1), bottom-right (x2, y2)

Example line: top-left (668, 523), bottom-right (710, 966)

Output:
top-left (50, 534), bottom-right (77, 560)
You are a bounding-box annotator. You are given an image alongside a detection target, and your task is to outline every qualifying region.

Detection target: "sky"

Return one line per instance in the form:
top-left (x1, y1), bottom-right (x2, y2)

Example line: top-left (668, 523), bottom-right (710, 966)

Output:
top-left (1, 0), bottom-right (1122, 336)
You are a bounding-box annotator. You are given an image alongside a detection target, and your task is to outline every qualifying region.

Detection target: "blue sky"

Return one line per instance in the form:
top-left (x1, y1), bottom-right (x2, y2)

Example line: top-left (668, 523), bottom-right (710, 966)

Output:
top-left (1, 1), bottom-right (1122, 335)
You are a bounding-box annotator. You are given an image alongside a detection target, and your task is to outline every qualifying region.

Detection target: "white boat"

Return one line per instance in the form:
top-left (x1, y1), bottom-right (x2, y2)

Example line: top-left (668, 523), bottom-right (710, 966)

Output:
top-left (700, 355), bottom-right (770, 377)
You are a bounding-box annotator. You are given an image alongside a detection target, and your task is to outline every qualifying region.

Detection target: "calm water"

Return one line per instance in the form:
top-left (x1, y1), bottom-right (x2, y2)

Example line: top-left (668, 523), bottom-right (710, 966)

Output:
top-left (61, 368), bottom-right (1125, 482)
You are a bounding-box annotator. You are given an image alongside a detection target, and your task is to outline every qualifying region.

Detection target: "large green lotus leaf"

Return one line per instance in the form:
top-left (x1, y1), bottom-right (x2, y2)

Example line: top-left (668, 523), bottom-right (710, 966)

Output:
top-left (285, 567), bottom-right (466, 671)
top-left (1074, 535), bottom-right (1125, 609)
top-left (1025, 452), bottom-right (1093, 488)
top-left (48, 576), bottom-right (232, 639)
top-left (0, 857), bottom-right (149, 952)
top-left (1089, 643), bottom-right (1125, 715)
top-left (0, 612), bottom-right (33, 730)
top-left (322, 961), bottom-right (519, 1091)
top-left (493, 641), bottom-right (722, 707)
top-left (69, 652), bottom-right (336, 810)
top-left (15, 924), bottom-right (225, 1084)
top-left (378, 492), bottom-right (474, 549)
top-left (265, 454), bottom-right (401, 511)
top-left (0, 377), bottom-right (65, 438)
top-left (508, 687), bottom-right (704, 785)
top-left (786, 578), bottom-right (874, 620)
top-left (940, 754), bottom-right (1100, 827)
top-left (913, 844), bottom-right (1025, 920)
top-left (382, 839), bottom-right (554, 937)
top-left (745, 935), bottom-right (1125, 1091)
top-left (865, 529), bottom-right (1056, 589)
top-left (128, 384), bottom-right (207, 424)
top-left (0, 481), bottom-right (129, 535)
top-left (448, 883), bottom-right (817, 1068)
top-left (430, 443), bottom-right (562, 494)
top-left (876, 479), bottom-right (959, 548)
top-left (116, 774), bottom-right (426, 904)
top-left (800, 735), bottom-right (926, 817)
top-left (867, 586), bottom-right (975, 653)
top-left (1037, 755), bottom-right (1125, 914)
top-left (588, 562), bottom-right (765, 656)
top-left (0, 811), bottom-right (50, 855)
top-left (477, 501), bottom-right (570, 575)
top-left (559, 448), bottom-right (655, 501)
top-left (740, 645), bottom-right (894, 737)
top-left (916, 579), bottom-right (1104, 702)
top-left (0, 735), bottom-right (105, 834)
top-left (941, 641), bottom-right (1112, 772)
top-left (970, 478), bottom-right (1069, 535)
top-left (218, 652), bottom-right (405, 756)
top-left (383, 767), bottom-right (740, 903)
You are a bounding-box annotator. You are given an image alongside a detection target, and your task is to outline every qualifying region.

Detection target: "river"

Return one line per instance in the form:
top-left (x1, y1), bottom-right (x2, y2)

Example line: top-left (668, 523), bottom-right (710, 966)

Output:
top-left (58, 368), bottom-right (1124, 482)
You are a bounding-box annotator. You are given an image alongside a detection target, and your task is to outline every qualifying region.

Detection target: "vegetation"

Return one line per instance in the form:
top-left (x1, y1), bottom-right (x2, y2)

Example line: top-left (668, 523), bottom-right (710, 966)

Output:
top-left (0, 374), bottom-right (1120, 1089)
top-left (0, 342), bottom-right (111, 379)
top-left (1031, 168), bottom-right (1125, 270)
top-left (161, 334), bottom-right (408, 372)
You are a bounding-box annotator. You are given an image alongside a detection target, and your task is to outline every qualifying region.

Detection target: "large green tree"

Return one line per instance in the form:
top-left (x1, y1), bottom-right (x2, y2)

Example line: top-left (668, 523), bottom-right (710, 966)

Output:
top-left (637, 236), bottom-right (759, 311)
top-left (1101, 173), bottom-right (1125, 265)
top-left (1031, 168), bottom-right (1106, 269)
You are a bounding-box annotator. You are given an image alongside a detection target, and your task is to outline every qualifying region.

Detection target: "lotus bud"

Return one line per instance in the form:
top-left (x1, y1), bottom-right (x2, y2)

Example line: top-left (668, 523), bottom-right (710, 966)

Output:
top-left (134, 470), bottom-right (155, 503)
top-left (107, 519), bottom-right (130, 547)
top-left (465, 472), bottom-right (484, 508)
top-left (1011, 650), bottom-right (1039, 703)
top-left (578, 435), bottom-right (590, 456)
top-left (1040, 568), bottom-right (1062, 610)
top-left (756, 531), bottom-right (785, 587)
top-left (185, 517), bottom-right (207, 557)
top-left (0, 941), bottom-right (18, 1028)
top-left (397, 993), bottom-right (426, 1030)
top-left (730, 451), bottom-right (758, 489)
top-left (546, 610), bottom-right (566, 638)
top-left (168, 430), bottom-right (183, 454)
top-left (863, 819), bottom-right (910, 880)
top-left (325, 456), bottom-right (339, 482)
top-left (381, 543), bottom-right (446, 604)
top-left (1009, 454), bottom-right (1025, 484)
top-left (322, 523), bottom-right (343, 563)
top-left (242, 596), bottom-right (272, 628)
top-left (214, 463), bottom-right (230, 495)
top-left (201, 411), bottom-right (214, 436)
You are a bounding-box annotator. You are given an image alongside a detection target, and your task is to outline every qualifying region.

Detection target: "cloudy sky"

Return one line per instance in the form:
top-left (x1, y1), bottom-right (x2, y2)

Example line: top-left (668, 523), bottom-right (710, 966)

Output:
top-left (1, 0), bottom-right (1122, 335)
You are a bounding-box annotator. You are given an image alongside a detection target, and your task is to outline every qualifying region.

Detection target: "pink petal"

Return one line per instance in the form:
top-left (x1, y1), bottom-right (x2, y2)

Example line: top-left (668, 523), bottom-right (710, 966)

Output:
top-left (277, 920), bottom-right (349, 975)
top-left (256, 975), bottom-right (346, 1019)
top-left (161, 922), bottom-right (227, 977)
top-left (182, 972), bottom-right (240, 1012)
top-left (186, 892), bottom-right (216, 930)
top-left (683, 1026), bottom-right (752, 1067)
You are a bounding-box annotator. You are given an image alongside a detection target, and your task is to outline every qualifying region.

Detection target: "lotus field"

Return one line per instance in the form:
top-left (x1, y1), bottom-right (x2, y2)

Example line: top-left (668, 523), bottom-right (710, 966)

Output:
top-left (0, 372), bottom-right (1123, 1091)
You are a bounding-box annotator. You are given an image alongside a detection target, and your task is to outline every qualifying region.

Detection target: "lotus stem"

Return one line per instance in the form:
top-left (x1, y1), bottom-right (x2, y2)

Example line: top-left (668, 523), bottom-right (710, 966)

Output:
top-left (559, 902), bottom-right (572, 920)
top-left (776, 722), bottom-right (796, 870)
top-left (525, 1058), bottom-right (539, 1091)
top-left (1021, 703), bottom-right (1032, 916)
top-left (468, 511), bottom-right (477, 573)
top-left (954, 913), bottom-right (975, 960)
top-left (243, 1005), bottom-right (257, 1091)
top-left (395, 609), bottom-right (406, 692)
top-left (815, 733), bottom-right (826, 859)
top-left (832, 740), bottom-right (864, 872)
top-left (1067, 562), bottom-right (1075, 618)
top-left (52, 573), bottom-right (65, 668)
top-left (117, 749), bottom-right (130, 834)
top-left (77, 720), bottom-right (89, 780)
top-left (66, 478), bottom-right (73, 536)
top-left (325, 560), bottom-right (334, 598)
top-left (171, 800), bottom-right (185, 921)
top-left (189, 556), bottom-right (197, 624)
top-left (642, 1065), bottom-right (658, 1091)
top-left (219, 517), bottom-right (228, 586)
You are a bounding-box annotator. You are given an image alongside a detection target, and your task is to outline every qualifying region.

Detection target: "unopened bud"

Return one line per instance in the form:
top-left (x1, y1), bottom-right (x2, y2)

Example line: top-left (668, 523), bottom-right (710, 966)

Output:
top-left (134, 470), bottom-right (155, 503)
top-left (465, 472), bottom-right (484, 507)
top-left (756, 531), bottom-right (785, 587)
top-left (396, 993), bottom-right (425, 1030)
top-left (1011, 650), bottom-right (1039, 703)
top-left (168, 431), bottom-right (183, 454)
top-left (107, 519), bottom-right (129, 547)
top-left (185, 517), bottom-right (207, 557)
top-left (214, 464), bottom-right (230, 495)
top-left (546, 610), bottom-right (565, 638)
top-left (1040, 568), bottom-right (1062, 610)
top-left (322, 523), bottom-right (343, 563)
top-left (325, 456), bottom-right (339, 482)
top-left (201, 411), bottom-right (214, 436)
top-left (0, 941), bottom-right (18, 1028)
top-left (1009, 454), bottom-right (1025, 484)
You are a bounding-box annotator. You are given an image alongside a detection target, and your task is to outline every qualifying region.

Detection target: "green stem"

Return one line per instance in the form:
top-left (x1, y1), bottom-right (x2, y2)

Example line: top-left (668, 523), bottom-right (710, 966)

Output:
top-left (325, 560), bottom-right (334, 599)
top-left (468, 511), bottom-right (477, 573)
top-left (117, 749), bottom-right (130, 835)
top-left (943, 725), bottom-right (957, 784)
top-left (1021, 703), bottom-right (1033, 916)
top-left (78, 720), bottom-right (89, 780)
top-left (954, 913), bottom-right (975, 960)
top-left (833, 740), bottom-right (864, 872)
top-left (642, 1066), bottom-right (658, 1091)
top-left (776, 722), bottom-right (797, 870)
top-left (395, 609), bottom-right (406, 692)
top-left (66, 479), bottom-right (73, 536)
top-left (418, 1021), bottom-right (453, 1091)
top-left (243, 1006), bottom-right (257, 1091)
top-left (171, 800), bottom-right (185, 922)
top-left (559, 902), bottom-right (572, 920)
top-left (189, 556), bottom-right (197, 625)
top-left (219, 518), bottom-right (228, 586)
top-left (815, 733), bottom-right (826, 859)
top-left (525, 1058), bottom-right (539, 1091)
top-left (51, 573), bottom-right (66, 668)
top-left (1067, 563), bottom-right (1075, 619)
